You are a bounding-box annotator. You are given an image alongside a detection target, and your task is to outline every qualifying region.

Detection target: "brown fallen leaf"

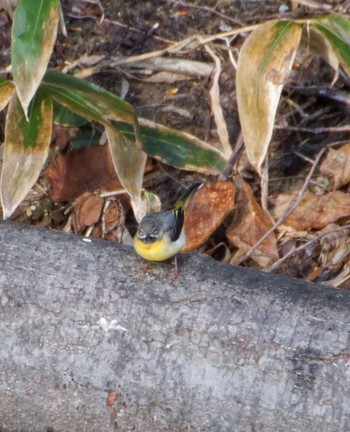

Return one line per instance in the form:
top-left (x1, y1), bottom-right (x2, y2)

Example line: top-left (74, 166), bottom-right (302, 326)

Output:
top-left (320, 143), bottom-right (350, 189)
top-left (304, 266), bottom-right (323, 282)
top-left (91, 198), bottom-right (130, 243)
top-left (45, 143), bottom-right (124, 203)
top-left (226, 179), bottom-right (278, 268)
top-left (104, 199), bottom-right (123, 233)
top-left (52, 125), bottom-right (78, 150)
top-left (271, 190), bottom-right (350, 231)
top-left (182, 180), bottom-right (236, 253)
top-left (72, 192), bottom-right (104, 234)
top-left (72, 193), bottom-right (133, 244)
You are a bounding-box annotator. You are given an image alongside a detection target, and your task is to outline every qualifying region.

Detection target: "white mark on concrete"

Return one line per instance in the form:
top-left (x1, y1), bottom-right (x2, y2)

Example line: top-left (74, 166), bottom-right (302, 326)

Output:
top-left (98, 317), bottom-right (127, 332)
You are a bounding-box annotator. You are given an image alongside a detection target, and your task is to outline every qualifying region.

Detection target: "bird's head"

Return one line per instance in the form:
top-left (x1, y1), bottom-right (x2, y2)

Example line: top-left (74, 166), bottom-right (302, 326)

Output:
top-left (136, 215), bottom-right (163, 244)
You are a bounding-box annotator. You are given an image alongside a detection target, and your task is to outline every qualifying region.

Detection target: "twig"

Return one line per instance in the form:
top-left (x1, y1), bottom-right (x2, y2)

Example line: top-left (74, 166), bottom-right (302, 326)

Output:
top-left (218, 133), bottom-right (243, 180)
top-left (111, 24), bottom-right (260, 67)
top-left (101, 198), bottom-right (111, 237)
top-left (199, 23), bottom-right (259, 44)
top-left (225, 37), bottom-right (238, 70)
top-left (239, 147), bottom-right (326, 264)
top-left (291, 0), bottom-right (332, 10)
top-left (260, 156), bottom-right (269, 214)
top-left (275, 125), bottom-right (350, 134)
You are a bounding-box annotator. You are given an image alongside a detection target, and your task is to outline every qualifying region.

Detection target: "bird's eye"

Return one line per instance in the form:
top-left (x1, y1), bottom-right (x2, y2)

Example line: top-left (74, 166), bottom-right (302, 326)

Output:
top-left (138, 228), bottom-right (145, 237)
top-left (151, 227), bottom-right (158, 236)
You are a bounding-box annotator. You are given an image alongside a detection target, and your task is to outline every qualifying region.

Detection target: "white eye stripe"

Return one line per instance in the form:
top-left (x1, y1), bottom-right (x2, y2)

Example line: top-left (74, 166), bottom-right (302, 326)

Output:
top-left (138, 227), bottom-right (159, 239)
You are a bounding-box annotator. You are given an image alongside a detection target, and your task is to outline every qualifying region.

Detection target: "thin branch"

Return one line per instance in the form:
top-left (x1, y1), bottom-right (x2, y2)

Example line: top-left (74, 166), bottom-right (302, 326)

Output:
top-left (111, 24), bottom-right (260, 67)
top-left (291, 0), bottom-right (332, 10)
top-left (275, 125), bottom-right (350, 134)
top-left (219, 133), bottom-right (243, 180)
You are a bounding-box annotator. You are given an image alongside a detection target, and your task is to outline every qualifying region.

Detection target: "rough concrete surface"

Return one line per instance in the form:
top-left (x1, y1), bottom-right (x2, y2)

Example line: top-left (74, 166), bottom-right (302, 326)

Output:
top-left (0, 221), bottom-right (350, 431)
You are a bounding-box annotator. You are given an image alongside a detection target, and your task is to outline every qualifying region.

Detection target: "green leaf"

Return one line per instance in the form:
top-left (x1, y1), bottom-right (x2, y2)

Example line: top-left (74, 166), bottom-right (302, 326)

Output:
top-left (312, 14), bottom-right (350, 76)
top-left (116, 120), bottom-right (226, 175)
top-left (1, 92), bottom-right (53, 218)
top-left (53, 103), bottom-right (88, 127)
top-left (41, 81), bottom-right (106, 123)
top-left (236, 20), bottom-right (302, 173)
top-left (52, 117), bottom-right (225, 175)
top-left (41, 70), bottom-right (146, 219)
top-left (0, 79), bottom-right (15, 112)
top-left (12, 0), bottom-right (59, 116)
top-left (42, 69), bottom-right (138, 127)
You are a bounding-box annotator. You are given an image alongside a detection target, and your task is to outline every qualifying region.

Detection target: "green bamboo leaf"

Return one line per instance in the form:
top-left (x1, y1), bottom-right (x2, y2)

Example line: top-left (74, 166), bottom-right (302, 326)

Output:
top-left (51, 103), bottom-right (225, 174)
top-left (41, 72), bottom-right (146, 219)
top-left (53, 102), bottom-right (88, 127)
top-left (236, 20), bottom-right (302, 173)
top-left (12, 0), bottom-right (59, 116)
top-left (1, 92), bottom-right (53, 218)
top-left (41, 81), bottom-right (106, 123)
top-left (116, 119), bottom-right (226, 175)
top-left (0, 79), bottom-right (15, 112)
top-left (312, 14), bottom-right (350, 76)
top-left (42, 69), bottom-right (138, 127)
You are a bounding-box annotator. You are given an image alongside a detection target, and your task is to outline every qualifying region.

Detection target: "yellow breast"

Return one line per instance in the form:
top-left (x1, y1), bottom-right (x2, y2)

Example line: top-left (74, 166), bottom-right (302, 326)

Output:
top-left (134, 234), bottom-right (185, 262)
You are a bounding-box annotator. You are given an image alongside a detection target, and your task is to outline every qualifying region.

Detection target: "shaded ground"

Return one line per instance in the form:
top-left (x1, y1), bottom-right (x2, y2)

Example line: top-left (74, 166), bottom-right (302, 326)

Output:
top-left (2, 0), bottom-right (350, 286)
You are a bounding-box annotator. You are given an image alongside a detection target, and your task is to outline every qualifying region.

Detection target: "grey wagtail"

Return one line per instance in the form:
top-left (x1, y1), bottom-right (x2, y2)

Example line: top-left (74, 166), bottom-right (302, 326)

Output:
top-left (133, 183), bottom-right (201, 261)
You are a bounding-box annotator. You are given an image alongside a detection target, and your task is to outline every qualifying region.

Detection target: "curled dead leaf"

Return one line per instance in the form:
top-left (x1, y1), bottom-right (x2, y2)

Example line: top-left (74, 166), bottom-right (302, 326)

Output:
top-left (182, 180), bottom-right (236, 253)
top-left (72, 192), bottom-right (104, 234)
top-left (91, 198), bottom-right (132, 244)
top-left (319, 224), bottom-right (350, 271)
top-left (226, 179), bottom-right (278, 268)
top-left (72, 193), bottom-right (132, 244)
top-left (103, 200), bottom-right (124, 233)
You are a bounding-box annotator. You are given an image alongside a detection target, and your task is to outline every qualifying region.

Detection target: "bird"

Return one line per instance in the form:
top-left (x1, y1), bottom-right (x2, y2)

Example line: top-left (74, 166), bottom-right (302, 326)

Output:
top-left (133, 183), bottom-right (201, 262)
